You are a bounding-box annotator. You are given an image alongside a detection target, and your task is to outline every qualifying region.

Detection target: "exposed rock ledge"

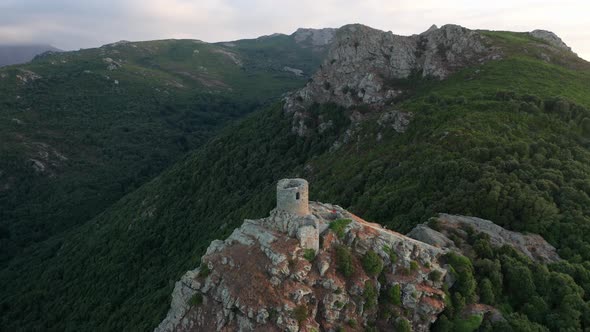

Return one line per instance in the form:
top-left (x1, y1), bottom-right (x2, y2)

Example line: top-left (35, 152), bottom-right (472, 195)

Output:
top-left (156, 202), bottom-right (449, 332)
top-left (284, 24), bottom-right (498, 112)
top-left (529, 30), bottom-right (572, 52)
top-left (283, 24), bottom-right (501, 136)
top-left (408, 213), bottom-right (560, 264)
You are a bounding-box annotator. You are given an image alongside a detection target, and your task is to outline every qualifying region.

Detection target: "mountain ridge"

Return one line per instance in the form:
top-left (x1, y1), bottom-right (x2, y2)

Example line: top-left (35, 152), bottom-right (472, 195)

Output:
top-left (0, 44), bottom-right (61, 67)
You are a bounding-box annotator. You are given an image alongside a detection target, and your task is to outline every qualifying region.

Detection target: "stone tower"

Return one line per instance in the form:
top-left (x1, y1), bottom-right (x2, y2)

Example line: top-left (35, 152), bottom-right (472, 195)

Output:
top-left (276, 178), bottom-right (309, 216)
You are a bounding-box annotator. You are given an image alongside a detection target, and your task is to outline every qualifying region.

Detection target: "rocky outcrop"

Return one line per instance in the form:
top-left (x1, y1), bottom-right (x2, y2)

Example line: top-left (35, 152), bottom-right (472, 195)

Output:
top-left (156, 199), bottom-right (562, 331)
top-left (285, 24), bottom-right (495, 112)
top-left (156, 202), bottom-right (450, 332)
top-left (212, 49), bottom-right (243, 66)
top-left (292, 28), bottom-right (337, 47)
top-left (103, 57), bottom-right (122, 70)
top-left (529, 30), bottom-right (572, 52)
top-left (377, 110), bottom-right (413, 133)
top-left (408, 213), bottom-right (561, 264)
top-left (283, 24), bottom-right (499, 135)
top-left (283, 66), bottom-right (304, 76)
top-left (16, 69), bottom-right (41, 83)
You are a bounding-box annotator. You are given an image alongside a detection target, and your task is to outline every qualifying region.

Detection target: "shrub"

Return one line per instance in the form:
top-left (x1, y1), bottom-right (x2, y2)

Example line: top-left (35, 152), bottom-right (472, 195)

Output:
top-left (198, 263), bottom-right (210, 277)
top-left (444, 253), bottom-right (476, 302)
top-left (364, 281), bottom-right (378, 310)
top-left (362, 250), bottom-right (384, 276)
top-left (399, 267), bottom-right (411, 276)
top-left (410, 260), bottom-right (419, 272)
top-left (293, 305), bottom-right (308, 323)
top-left (336, 245), bottom-right (354, 277)
top-left (188, 293), bottom-right (203, 306)
top-left (473, 238), bottom-right (493, 259)
top-left (303, 249), bottom-right (316, 262)
top-left (478, 278), bottom-right (495, 305)
top-left (330, 219), bottom-right (352, 239)
top-left (428, 218), bottom-right (442, 231)
top-left (348, 319), bottom-right (357, 327)
top-left (268, 308), bottom-right (278, 321)
top-left (431, 314), bottom-right (453, 332)
top-left (386, 284), bottom-right (402, 306)
top-left (454, 314), bottom-right (483, 332)
top-left (397, 317), bottom-right (412, 332)
top-left (383, 245), bottom-right (398, 264)
top-left (429, 270), bottom-right (443, 282)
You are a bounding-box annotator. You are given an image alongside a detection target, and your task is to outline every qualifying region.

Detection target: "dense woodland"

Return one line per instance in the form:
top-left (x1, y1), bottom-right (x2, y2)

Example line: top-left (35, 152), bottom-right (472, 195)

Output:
top-left (0, 36), bottom-right (324, 264)
top-left (2, 32), bottom-right (590, 331)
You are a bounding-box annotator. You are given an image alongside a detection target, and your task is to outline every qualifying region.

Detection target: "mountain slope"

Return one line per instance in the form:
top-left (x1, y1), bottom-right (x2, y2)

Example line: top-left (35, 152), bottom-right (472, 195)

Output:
top-left (0, 44), bottom-right (61, 67)
top-left (2, 25), bottom-right (590, 331)
top-left (0, 31), bottom-right (332, 264)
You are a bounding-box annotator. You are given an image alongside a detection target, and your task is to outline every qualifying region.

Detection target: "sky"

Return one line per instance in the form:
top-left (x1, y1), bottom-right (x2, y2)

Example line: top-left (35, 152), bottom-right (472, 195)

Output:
top-left (0, 0), bottom-right (589, 60)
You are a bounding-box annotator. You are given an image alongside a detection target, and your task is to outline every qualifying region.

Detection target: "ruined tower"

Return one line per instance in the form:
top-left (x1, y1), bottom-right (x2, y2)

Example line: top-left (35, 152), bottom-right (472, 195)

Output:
top-left (276, 178), bottom-right (309, 216)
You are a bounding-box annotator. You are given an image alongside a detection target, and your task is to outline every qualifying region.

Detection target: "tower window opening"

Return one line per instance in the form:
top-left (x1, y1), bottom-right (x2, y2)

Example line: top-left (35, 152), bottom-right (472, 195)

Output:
top-left (296, 192), bottom-right (300, 200)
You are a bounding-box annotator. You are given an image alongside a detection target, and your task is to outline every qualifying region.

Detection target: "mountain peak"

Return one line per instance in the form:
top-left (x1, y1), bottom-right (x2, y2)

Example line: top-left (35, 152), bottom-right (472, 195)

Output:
top-left (529, 29), bottom-right (572, 52)
top-left (0, 44), bottom-right (61, 67)
top-left (422, 24), bottom-right (439, 34)
top-left (283, 24), bottom-right (497, 135)
top-left (292, 27), bottom-right (337, 46)
top-left (156, 178), bottom-right (450, 332)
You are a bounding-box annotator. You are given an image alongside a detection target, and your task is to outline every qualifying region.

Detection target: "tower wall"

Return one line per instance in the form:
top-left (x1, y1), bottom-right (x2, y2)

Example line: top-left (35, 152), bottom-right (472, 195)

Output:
top-left (276, 178), bottom-right (309, 216)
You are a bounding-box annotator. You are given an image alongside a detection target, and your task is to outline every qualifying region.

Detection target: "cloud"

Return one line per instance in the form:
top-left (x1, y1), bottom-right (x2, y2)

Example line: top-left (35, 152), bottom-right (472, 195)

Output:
top-left (0, 0), bottom-right (588, 60)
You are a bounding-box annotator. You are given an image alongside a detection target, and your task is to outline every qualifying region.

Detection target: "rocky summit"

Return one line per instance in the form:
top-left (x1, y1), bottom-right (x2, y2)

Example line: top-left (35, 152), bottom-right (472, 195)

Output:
top-left (283, 24), bottom-right (503, 136)
top-left (156, 201), bottom-right (448, 332)
top-left (284, 24), bottom-right (497, 114)
top-left (156, 179), bottom-right (559, 332)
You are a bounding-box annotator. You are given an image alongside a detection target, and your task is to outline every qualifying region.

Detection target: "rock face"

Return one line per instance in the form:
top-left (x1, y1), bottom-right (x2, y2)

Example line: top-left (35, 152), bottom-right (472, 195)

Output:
top-left (283, 24), bottom-right (499, 136)
top-left (156, 202), bottom-right (450, 332)
top-left (408, 213), bottom-right (561, 264)
top-left (16, 69), bottom-right (41, 83)
top-left (529, 30), bottom-right (572, 52)
top-left (284, 24), bottom-right (495, 115)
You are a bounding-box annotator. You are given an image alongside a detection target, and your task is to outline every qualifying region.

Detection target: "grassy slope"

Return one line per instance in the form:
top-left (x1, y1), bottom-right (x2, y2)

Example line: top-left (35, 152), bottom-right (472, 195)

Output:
top-left (2, 32), bottom-right (590, 330)
top-left (0, 36), bottom-right (323, 263)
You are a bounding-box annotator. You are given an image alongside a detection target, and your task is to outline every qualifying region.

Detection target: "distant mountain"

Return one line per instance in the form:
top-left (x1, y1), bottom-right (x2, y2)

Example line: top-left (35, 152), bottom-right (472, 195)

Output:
top-left (0, 44), bottom-right (61, 66)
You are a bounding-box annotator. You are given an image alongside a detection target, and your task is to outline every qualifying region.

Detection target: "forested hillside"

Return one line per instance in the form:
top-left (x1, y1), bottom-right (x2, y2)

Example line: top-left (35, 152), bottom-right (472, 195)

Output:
top-left (0, 44), bottom-right (61, 67)
top-left (0, 32), bottom-right (330, 264)
top-left (2, 29), bottom-right (590, 331)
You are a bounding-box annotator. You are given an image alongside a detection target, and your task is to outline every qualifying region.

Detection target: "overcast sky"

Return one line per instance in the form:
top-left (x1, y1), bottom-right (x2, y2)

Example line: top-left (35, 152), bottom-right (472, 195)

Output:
top-left (0, 0), bottom-right (588, 60)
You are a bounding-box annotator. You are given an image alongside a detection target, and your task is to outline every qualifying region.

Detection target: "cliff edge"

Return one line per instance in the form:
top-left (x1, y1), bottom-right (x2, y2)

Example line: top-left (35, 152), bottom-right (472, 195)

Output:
top-left (156, 201), bottom-right (449, 332)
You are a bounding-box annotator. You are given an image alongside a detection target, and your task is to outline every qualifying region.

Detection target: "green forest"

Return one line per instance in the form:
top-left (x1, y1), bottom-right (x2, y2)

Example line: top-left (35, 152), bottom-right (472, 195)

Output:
top-left (0, 36), bottom-right (325, 264)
